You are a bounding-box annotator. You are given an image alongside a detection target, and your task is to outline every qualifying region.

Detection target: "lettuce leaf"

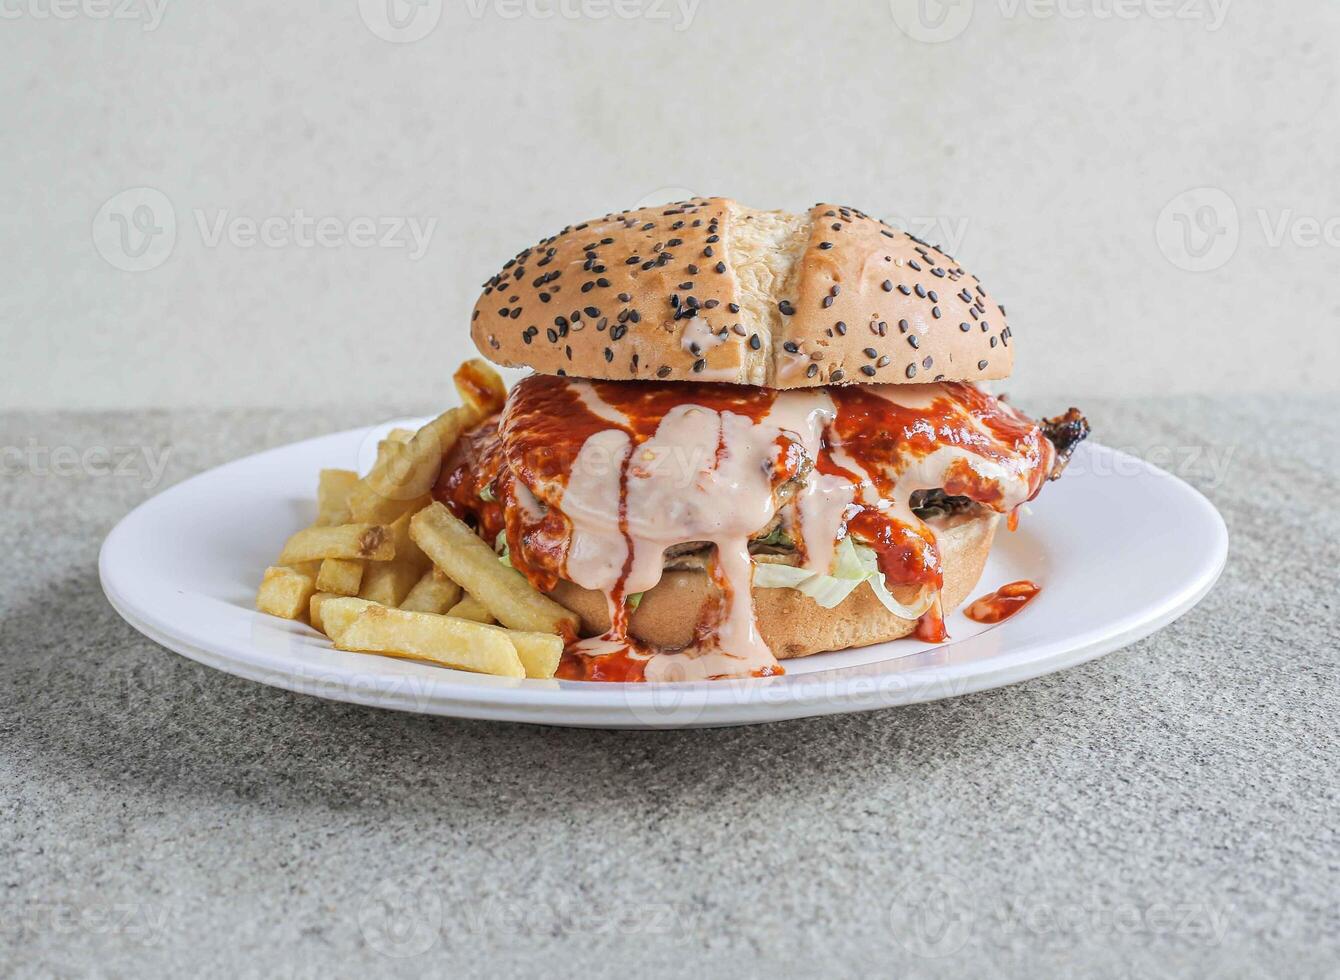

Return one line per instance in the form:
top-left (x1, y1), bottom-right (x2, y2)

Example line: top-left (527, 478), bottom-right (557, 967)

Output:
top-left (753, 536), bottom-right (933, 619)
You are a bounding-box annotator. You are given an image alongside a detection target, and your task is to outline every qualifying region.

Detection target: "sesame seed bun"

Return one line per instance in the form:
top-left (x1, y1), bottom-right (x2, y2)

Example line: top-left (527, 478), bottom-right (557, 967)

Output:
top-left (471, 198), bottom-right (1013, 388)
top-left (547, 511), bottom-right (997, 659)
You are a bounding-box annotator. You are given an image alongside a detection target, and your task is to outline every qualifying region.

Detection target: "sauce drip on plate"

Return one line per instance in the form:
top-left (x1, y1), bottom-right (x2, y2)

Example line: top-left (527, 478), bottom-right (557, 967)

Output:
top-left (964, 580), bottom-right (1041, 624)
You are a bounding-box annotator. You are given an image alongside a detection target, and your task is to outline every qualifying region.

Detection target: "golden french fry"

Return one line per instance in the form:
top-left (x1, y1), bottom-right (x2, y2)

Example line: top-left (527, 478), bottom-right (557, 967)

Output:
top-left (278, 523), bottom-right (394, 564)
top-left (400, 568), bottom-right (462, 614)
top-left (257, 565), bottom-right (317, 620)
top-left (348, 407), bottom-right (481, 524)
top-left (495, 629), bottom-right (562, 679)
top-left (447, 594), bottom-right (496, 624)
top-left (326, 600), bottom-right (525, 678)
top-left (316, 558), bottom-right (364, 596)
top-left (385, 428), bottom-right (415, 444)
top-left (385, 507), bottom-right (432, 569)
top-left (316, 469), bottom-right (359, 526)
top-left (453, 359), bottom-right (507, 417)
top-left (313, 594), bottom-right (376, 639)
top-left (359, 560), bottom-right (423, 607)
top-left (411, 503), bottom-right (579, 637)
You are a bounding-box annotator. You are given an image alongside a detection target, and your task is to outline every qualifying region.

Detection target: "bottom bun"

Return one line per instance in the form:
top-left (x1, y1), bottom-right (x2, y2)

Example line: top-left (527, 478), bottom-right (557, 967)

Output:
top-left (547, 512), bottom-right (998, 660)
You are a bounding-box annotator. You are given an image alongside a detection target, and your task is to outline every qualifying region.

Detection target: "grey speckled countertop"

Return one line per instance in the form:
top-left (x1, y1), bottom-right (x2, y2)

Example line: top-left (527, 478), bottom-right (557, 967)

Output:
top-left (2, 395), bottom-right (1337, 978)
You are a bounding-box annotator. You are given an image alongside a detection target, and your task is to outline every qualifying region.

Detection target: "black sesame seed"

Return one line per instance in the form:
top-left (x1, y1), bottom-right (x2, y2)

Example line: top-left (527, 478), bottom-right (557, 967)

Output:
top-left (928, 290), bottom-right (938, 302)
top-left (657, 365), bottom-right (672, 378)
top-left (822, 296), bottom-right (834, 308)
top-left (625, 256), bottom-right (640, 265)
top-left (898, 284), bottom-right (911, 296)
top-left (831, 369), bottom-right (845, 382)
top-left (783, 341), bottom-right (800, 353)
top-left (818, 242), bottom-right (833, 250)
top-left (728, 303), bottom-right (740, 313)
top-left (692, 358), bottom-right (706, 373)
top-left (835, 321), bottom-right (847, 335)
top-left (715, 261), bottom-right (726, 274)
top-left (907, 335), bottom-right (920, 349)
top-left (778, 300), bottom-right (796, 316)
top-left (977, 359), bottom-right (989, 370)
top-left (618, 292), bottom-right (632, 302)
top-left (861, 365), bottom-right (877, 377)
top-left (905, 364), bottom-right (917, 379)
top-left (882, 280), bottom-right (893, 292)
top-left (914, 284), bottom-right (926, 298)
top-left (877, 355), bottom-right (891, 367)
top-left (584, 306), bottom-right (599, 318)
top-left (898, 319), bottom-right (909, 333)
top-left (546, 328), bottom-right (558, 343)
top-left (960, 322), bottom-right (971, 332)
top-left (611, 324), bottom-right (628, 341)
top-left (604, 347), bottom-right (614, 362)
top-left (923, 356), bottom-right (933, 369)
top-left (807, 363), bottom-right (819, 378)
top-left (749, 334), bottom-right (761, 350)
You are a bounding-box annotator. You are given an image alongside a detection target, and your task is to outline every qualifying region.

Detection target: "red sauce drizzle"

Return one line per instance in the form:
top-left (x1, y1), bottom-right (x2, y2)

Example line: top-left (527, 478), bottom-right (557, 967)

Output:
top-left (964, 580), bottom-right (1041, 624)
top-left (435, 375), bottom-right (1057, 678)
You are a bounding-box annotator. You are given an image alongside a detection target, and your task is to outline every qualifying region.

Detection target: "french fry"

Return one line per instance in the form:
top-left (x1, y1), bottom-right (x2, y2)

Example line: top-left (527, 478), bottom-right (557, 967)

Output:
top-left (278, 523), bottom-right (394, 564)
top-left (400, 568), bottom-right (462, 615)
top-left (411, 503), bottom-right (578, 637)
top-left (313, 594), bottom-right (376, 638)
top-left (325, 600), bottom-right (525, 678)
top-left (316, 558), bottom-right (364, 596)
top-left (385, 427), bottom-right (416, 444)
top-left (493, 628), bottom-right (563, 679)
top-left (453, 359), bottom-right (507, 417)
top-left (447, 594), bottom-right (496, 624)
top-left (386, 507), bottom-right (432, 569)
top-left (257, 565), bottom-right (318, 620)
top-left (348, 407), bottom-right (481, 524)
top-left (359, 560), bottom-right (423, 607)
top-left (316, 469), bottom-right (359, 526)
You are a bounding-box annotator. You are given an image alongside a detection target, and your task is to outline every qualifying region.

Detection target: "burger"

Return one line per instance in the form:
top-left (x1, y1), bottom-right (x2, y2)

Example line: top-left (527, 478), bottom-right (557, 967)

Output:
top-left (439, 198), bottom-right (1087, 682)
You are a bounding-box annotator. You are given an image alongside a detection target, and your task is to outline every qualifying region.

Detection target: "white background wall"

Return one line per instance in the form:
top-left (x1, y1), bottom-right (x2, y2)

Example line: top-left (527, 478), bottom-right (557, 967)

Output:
top-left (2, 0), bottom-right (1336, 410)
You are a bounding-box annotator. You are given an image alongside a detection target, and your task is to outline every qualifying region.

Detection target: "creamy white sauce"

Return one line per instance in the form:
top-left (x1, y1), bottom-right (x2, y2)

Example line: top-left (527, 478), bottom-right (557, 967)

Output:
top-left (550, 381), bottom-right (1045, 681)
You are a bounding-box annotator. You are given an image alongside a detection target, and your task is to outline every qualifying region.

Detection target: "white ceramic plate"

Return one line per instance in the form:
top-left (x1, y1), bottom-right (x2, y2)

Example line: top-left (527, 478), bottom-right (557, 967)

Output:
top-left (100, 420), bottom-right (1227, 729)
